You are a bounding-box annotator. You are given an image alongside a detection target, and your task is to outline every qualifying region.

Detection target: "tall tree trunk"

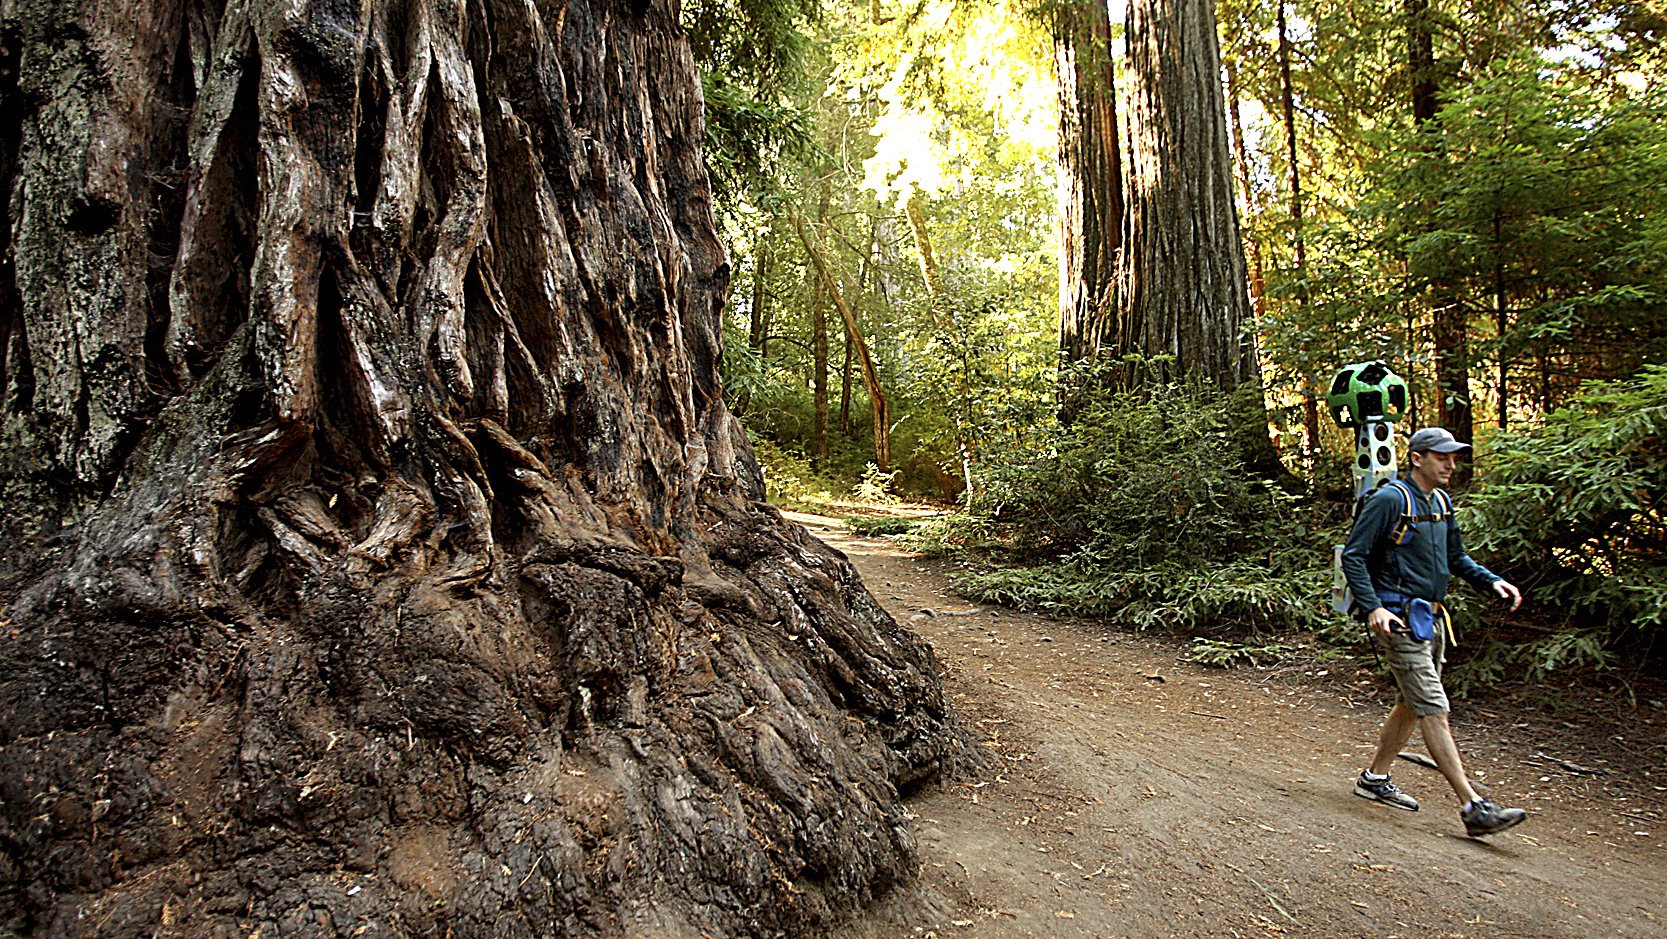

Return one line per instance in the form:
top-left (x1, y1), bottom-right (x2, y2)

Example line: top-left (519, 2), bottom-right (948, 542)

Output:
top-left (1274, 3), bottom-right (1322, 470)
top-left (813, 178), bottom-right (833, 464)
top-left (1053, 0), bottom-right (1123, 373)
top-left (1118, 0), bottom-right (1257, 392)
top-left (811, 186), bottom-right (832, 465)
top-left (904, 193), bottom-right (943, 300)
top-left (750, 234), bottom-right (771, 355)
top-left (793, 215), bottom-right (891, 472)
top-left (841, 332), bottom-right (854, 435)
top-left (1495, 213), bottom-right (1509, 430)
top-left (0, 2), bottom-right (957, 936)
top-left (1408, 0), bottom-right (1440, 126)
top-left (735, 233), bottom-right (770, 417)
top-left (1120, 0), bottom-right (1288, 479)
top-left (1408, 0), bottom-right (1473, 446)
top-left (1277, 0), bottom-right (1307, 276)
top-left (1225, 58), bottom-right (1265, 320)
top-left (812, 287), bottom-right (830, 463)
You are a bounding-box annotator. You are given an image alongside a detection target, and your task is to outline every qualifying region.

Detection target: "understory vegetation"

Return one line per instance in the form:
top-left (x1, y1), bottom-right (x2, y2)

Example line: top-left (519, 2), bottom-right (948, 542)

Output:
top-left (823, 368), bottom-right (1667, 693)
top-left (713, 0), bottom-right (1667, 692)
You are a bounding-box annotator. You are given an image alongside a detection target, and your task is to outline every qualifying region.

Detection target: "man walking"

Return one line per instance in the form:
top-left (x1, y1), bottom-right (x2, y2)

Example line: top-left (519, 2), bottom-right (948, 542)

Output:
top-left (1340, 427), bottom-right (1528, 837)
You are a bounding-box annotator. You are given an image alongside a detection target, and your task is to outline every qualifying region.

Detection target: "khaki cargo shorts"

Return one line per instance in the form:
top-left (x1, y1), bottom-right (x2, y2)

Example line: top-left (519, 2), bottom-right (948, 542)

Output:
top-left (1374, 624), bottom-right (1450, 716)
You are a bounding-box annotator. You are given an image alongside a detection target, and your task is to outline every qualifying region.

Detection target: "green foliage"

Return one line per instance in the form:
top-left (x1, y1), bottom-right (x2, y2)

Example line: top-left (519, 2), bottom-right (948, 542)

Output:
top-left (751, 436), bottom-right (854, 513)
top-left (955, 559), bottom-right (1336, 637)
top-left (1446, 628), bottom-right (1616, 698)
top-left (715, 1), bottom-right (1061, 501)
top-left (899, 512), bottom-right (999, 557)
top-left (1185, 638), bottom-right (1301, 669)
top-left (684, 0), bottom-right (822, 208)
top-left (844, 515), bottom-right (921, 536)
top-left (952, 380), bottom-right (1342, 650)
top-left (980, 375), bottom-right (1308, 565)
top-left (1237, 4), bottom-right (1667, 492)
top-left (1465, 364), bottom-right (1667, 644)
top-left (851, 463), bottom-right (899, 504)
top-left (1379, 55), bottom-right (1667, 386)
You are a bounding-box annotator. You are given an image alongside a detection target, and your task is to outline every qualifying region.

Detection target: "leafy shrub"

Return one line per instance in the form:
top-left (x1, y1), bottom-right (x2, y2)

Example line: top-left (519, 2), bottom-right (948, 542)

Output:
top-left (845, 515), bottom-right (921, 537)
top-left (1465, 364), bottom-right (1667, 656)
top-left (979, 377), bottom-right (1308, 567)
top-left (843, 513), bottom-right (998, 556)
top-left (851, 463), bottom-right (899, 504)
top-left (752, 437), bottom-right (847, 513)
top-left (1446, 629), bottom-right (1616, 697)
top-left (1185, 638), bottom-right (1301, 669)
top-left (954, 558), bottom-right (1335, 637)
top-left (900, 513), bottom-right (999, 557)
top-left (945, 377), bottom-right (1348, 657)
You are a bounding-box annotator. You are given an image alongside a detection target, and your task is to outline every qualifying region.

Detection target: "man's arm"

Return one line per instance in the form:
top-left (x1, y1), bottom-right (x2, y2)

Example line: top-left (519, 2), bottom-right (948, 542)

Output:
top-left (1340, 488), bottom-right (1399, 615)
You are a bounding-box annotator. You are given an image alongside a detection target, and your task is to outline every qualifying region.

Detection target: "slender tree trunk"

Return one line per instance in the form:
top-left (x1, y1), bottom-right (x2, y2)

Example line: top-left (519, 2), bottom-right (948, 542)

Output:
top-left (1495, 213), bottom-right (1509, 430)
top-left (812, 291), bottom-right (830, 463)
top-left (1225, 59), bottom-right (1265, 320)
top-left (1277, 0), bottom-right (1307, 275)
top-left (0, 2), bottom-right (957, 935)
top-left (750, 236), bottom-right (770, 355)
top-left (1274, 5), bottom-right (1322, 469)
top-left (1408, 0), bottom-right (1473, 446)
top-left (844, 216), bottom-right (877, 439)
top-left (793, 214), bottom-right (891, 472)
top-left (735, 234), bottom-right (771, 416)
top-left (841, 332), bottom-right (854, 435)
top-left (812, 179), bottom-right (833, 465)
top-left (1408, 0), bottom-right (1440, 126)
top-left (904, 193), bottom-right (943, 300)
top-left (1054, 0), bottom-right (1123, 374)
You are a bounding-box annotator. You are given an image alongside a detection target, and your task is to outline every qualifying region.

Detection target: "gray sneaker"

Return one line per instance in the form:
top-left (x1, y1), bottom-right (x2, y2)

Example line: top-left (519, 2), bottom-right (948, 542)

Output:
top-left (1354, 772), bottom-right (1420, 811)
top-left (1462, 798), bottom-right (1527, 837)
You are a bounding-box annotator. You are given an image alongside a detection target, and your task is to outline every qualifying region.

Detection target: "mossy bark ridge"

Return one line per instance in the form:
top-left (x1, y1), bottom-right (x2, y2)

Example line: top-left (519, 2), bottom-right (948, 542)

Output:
top-left (0, 1), bottom-right (959, 935)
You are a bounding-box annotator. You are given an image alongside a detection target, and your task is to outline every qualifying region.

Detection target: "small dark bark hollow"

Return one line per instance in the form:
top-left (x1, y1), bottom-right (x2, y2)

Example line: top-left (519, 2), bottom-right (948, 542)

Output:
top-left (0, 1), bottom-right (960, 936)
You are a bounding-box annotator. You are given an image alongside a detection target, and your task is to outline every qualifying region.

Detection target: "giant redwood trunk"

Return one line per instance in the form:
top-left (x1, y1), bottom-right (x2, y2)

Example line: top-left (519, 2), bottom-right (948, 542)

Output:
top-left (1116, 0), bottom-right (1258, 392)
top-left (0, 1), bottom-right (959, 936)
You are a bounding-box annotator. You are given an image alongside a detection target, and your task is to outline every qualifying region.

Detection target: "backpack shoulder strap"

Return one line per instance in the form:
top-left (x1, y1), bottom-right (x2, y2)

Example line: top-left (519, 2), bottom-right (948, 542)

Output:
top-left (1386, 479), bottom-right (1418, 545)
top-left (1431, 487), bottom-right (1453, 520)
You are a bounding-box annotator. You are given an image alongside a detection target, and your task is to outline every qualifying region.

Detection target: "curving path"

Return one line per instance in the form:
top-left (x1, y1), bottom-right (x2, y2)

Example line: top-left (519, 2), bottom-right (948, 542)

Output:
top-left (796, 513), bottom-right (1667, 939)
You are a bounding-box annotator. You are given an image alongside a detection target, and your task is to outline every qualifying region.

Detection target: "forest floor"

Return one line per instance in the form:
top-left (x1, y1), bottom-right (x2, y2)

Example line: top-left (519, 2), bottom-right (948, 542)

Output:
top-left (784, 512), bottom-right (1667, 939)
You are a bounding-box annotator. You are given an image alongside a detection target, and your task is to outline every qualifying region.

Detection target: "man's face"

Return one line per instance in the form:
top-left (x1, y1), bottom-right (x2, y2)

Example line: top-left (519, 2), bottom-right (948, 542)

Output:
top-left (1410, 449), bottom-right (1459, 485)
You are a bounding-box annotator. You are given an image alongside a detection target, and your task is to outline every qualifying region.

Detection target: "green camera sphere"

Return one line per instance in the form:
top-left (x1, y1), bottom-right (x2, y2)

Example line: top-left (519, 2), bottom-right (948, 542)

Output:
top-left (1326, 361), bottom-right (1409, 427)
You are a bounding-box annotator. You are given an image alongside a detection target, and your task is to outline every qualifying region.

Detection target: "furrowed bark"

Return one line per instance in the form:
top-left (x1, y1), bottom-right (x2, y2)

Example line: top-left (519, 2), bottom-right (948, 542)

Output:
top-left (1117, 0), bottom-right (1257, 392)
top-left (0, 2), bottom-right (963, 936)
top-left (1053, 0), bottom-right (1123, 398)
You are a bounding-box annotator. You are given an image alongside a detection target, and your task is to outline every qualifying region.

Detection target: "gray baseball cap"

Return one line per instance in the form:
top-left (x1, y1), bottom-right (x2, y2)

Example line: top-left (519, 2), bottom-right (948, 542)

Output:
top-left (1408, 426), bottom-right (1471, 453)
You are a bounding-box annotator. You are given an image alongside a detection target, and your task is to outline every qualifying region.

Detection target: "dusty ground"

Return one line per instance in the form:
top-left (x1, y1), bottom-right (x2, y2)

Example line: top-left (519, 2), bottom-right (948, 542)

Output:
top-left (789, 513), bottom-right (1667, 939)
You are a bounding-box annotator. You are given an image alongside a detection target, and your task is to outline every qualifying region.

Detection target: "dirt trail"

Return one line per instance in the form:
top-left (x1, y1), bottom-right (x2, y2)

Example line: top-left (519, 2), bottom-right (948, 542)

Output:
top-left (792, 513), bottom-right (1667, 939)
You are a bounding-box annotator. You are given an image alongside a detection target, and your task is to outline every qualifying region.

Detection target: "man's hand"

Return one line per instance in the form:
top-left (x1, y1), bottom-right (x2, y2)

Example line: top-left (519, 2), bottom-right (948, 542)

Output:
top-left (1494, 579), bottom-right (1523, 612)
top-left (1367, 606), bottom-right (1403, 637)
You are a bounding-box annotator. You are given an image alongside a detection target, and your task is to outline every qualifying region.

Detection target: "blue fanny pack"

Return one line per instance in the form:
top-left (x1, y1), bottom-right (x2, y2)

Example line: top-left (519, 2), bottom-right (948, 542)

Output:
top-left (1405, 598), bottom-right (1437, 642)
top-left (1379, 592), bottom-right (1439, 642)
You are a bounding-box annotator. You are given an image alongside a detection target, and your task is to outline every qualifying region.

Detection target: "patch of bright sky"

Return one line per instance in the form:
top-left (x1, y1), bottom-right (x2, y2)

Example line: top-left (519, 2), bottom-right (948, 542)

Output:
top-left (862, 2), bottom-right (1057, 209)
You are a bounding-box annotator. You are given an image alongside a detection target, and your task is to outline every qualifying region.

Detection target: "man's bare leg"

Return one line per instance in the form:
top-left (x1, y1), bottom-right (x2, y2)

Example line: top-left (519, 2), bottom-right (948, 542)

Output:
top-left (1366, 701), bottom-right (1418, 776)
top-left (1419, 712), bottom-right (1480, 806)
